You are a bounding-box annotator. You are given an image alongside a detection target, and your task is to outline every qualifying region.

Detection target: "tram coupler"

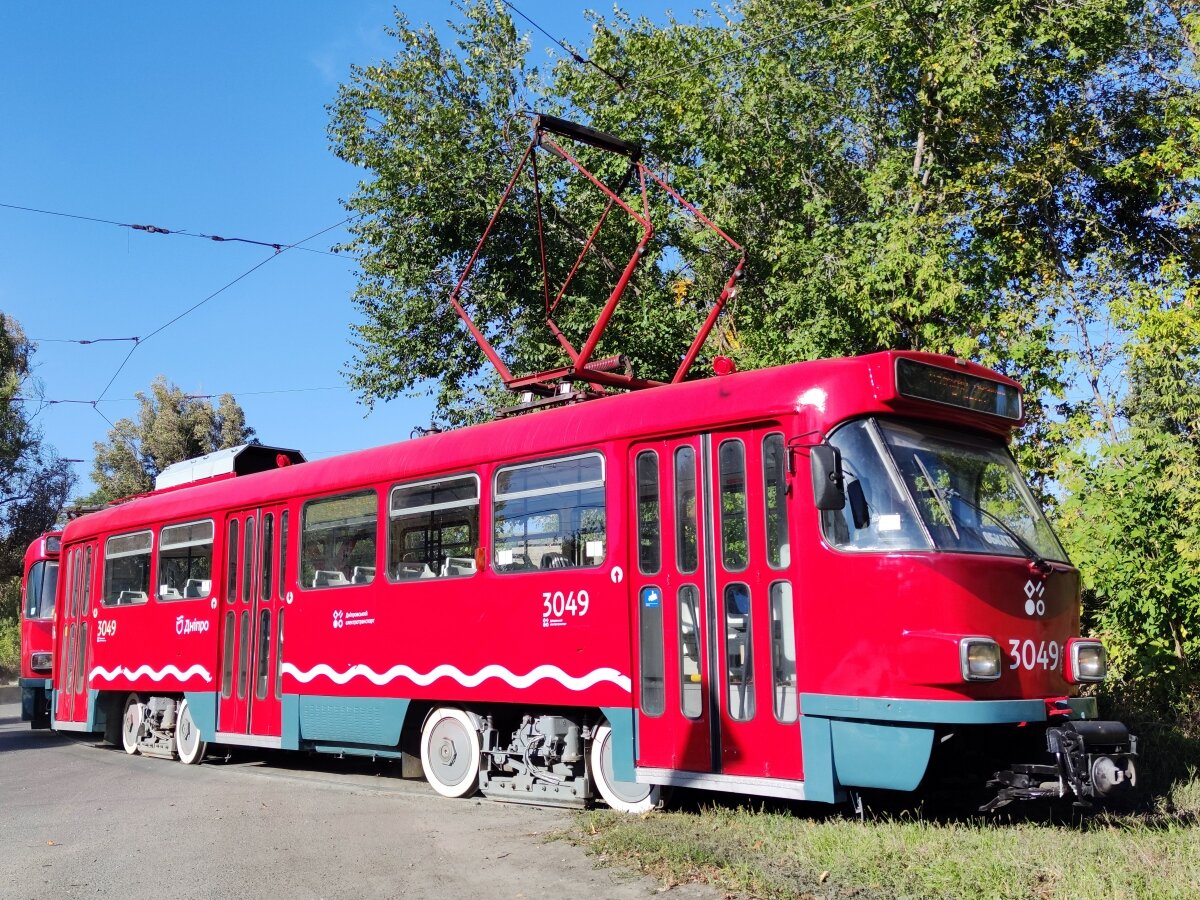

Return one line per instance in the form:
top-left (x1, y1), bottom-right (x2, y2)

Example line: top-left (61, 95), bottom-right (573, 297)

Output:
top-left (981, 720), bottom-right (1138, 812)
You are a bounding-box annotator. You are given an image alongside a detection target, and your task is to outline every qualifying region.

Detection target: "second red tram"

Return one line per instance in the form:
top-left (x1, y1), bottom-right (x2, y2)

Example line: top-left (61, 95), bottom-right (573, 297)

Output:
top-left (40, 351), bottom-right (1136, 810)
top-left (19, 530), bottom-right (60, 729)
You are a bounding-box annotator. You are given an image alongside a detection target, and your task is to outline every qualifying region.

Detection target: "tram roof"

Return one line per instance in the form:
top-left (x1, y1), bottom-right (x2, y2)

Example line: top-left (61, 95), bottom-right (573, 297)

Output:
top-left (62, 351), bottom-right (1019, 542)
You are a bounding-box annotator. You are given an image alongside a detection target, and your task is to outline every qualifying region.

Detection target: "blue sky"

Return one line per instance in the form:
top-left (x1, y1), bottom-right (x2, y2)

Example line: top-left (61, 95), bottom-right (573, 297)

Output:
top-left (1, 2), bottom-right (680, 495)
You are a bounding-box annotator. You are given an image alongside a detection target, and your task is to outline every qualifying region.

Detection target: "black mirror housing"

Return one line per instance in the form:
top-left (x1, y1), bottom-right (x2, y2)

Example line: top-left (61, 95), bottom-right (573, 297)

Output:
top-left (811, 444), bottom-right (846, 511)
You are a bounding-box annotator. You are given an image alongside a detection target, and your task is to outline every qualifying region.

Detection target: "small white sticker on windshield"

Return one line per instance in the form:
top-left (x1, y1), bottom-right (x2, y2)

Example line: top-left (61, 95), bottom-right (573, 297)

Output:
top-left (878, 514), bottom-right (902, 532)
top-left (498, 549), bottom-right (514, 565)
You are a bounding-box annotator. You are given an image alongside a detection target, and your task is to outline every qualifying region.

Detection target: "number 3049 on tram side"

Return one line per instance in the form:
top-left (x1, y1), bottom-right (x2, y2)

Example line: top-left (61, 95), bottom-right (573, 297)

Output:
top-left (33, 350), bottom-right (1137, 812)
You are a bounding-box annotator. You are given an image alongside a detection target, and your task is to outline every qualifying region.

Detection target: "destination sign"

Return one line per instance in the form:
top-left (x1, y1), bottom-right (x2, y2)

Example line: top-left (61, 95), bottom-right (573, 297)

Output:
top-left (895, 358), bottom-right (1022, 420)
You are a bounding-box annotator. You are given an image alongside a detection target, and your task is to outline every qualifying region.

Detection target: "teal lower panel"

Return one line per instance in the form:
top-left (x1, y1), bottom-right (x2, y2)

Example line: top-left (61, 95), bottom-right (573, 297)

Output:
top-left (298, 695), bottom-right (409, 747)
top-left (87, 689), bottom-right (102, 732)
top-left (800, 715), bottom-right (838, 803)
top-left (184, 691), bottom-right (218, 741)
top-left (281, 694), bottom-right (300, 750)
top-left (801, 693), bottom-right (1094, 724)
top-left (602, 706), bottom-right (636, 782)
top-left (829, 720), bottom-right (934, 792)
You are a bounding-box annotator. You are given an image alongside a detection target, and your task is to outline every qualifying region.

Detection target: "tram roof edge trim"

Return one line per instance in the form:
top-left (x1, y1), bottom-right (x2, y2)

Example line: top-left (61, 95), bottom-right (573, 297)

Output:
top-left (154, 444), bottom-right (306, 491)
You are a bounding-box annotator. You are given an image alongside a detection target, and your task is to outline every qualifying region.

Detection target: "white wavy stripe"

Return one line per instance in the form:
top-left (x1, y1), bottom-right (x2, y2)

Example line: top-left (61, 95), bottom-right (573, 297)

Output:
top-left (282, 661), bottom-right (632, 693)
top-left (90, 664), bottom-right (212, 684)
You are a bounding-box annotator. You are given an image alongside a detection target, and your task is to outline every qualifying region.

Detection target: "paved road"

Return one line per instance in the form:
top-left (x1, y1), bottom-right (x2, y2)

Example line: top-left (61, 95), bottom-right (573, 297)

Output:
top-left (0, 701), bottom-right (714, 900)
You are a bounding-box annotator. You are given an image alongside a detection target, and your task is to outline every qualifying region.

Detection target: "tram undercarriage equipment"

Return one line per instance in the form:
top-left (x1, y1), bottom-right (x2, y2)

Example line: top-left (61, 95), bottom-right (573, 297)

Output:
top-left (982, 720), bottom-right (1138, 811)
top-left (131, 696), bottom-right (182, 760)
top-left (479, 714), bottom-right (592, 807)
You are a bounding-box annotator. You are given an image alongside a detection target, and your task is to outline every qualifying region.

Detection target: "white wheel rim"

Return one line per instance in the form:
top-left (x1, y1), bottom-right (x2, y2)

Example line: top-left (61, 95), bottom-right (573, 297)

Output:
top-left (590, 723), bottom-right (659, 813)
top-left (420, 708), bottom-right (480, 799)
top-left (176, 700), bottom-right (205, 764)
top-left (121, 694), bottom-right (143, 755)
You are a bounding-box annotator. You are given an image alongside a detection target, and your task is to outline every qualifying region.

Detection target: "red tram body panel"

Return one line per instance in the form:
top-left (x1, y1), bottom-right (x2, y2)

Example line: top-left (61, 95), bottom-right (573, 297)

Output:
top-left (19, 531), bottom-right (60, 727)
top-left (35, 351), bottom-right (1136, 809)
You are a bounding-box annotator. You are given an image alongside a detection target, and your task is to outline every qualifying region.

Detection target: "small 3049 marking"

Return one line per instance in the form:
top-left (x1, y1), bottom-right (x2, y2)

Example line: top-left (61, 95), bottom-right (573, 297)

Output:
top-left (542, 590), bottom-right (590, 627)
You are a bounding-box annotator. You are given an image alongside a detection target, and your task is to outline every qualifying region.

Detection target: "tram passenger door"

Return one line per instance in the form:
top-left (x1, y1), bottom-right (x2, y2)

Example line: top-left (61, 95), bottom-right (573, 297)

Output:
top-left (709, 429), bottom-right (801, 779)
top-left (218, 506), bottom-right (287, 738)
top-left (55, 543), bottom-right (96, 725)
top-left (630, 438), bottom-right (713, 773)
top-left (632, 429), bottom-right (801, 782)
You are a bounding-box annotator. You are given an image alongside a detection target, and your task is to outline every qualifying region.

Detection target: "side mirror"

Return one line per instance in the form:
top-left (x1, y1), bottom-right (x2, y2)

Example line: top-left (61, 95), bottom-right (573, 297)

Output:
top-left (810, 444), bottom-right (845, 511)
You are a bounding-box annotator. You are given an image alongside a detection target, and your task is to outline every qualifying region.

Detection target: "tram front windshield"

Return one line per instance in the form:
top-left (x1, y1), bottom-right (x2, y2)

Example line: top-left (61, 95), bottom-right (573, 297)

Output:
top-left (821, 418), bottom-right (1068, 562)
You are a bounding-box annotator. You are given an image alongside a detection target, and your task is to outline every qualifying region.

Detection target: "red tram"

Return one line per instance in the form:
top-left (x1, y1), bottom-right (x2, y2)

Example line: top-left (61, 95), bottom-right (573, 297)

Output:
top-left (19, 530), bottom-right (60, 728)
top-left (33, 351), bottom-right (1137, 811)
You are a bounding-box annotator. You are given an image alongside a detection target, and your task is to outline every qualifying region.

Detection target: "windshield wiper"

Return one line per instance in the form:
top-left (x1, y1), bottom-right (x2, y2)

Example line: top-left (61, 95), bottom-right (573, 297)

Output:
top-left (944, 488), bottom-right (1052, 574)
top-left (912, 454), bottom-right (959, 540)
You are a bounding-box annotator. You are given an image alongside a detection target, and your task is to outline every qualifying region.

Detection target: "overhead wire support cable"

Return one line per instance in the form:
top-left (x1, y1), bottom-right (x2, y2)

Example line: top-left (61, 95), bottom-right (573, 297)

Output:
top-left (29, 336), bottom-right (140, 345)
top-left (500, 0), bottom-right (627, 90)
top-left (0, 200), bottom-right (350, 259)
top-left (93, 216), bottom-right (352, 403)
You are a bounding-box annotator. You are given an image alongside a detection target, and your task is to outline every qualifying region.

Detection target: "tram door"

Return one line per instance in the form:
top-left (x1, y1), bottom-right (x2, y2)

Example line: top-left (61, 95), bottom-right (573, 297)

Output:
top-left (629, 438), bottom-right (713, 773)
top-left (218, 505), bottom-right (287, 737)
top-left (55, 543), bottom-right (96, 725)
top-left (631, 429), bottom-right (801, 781)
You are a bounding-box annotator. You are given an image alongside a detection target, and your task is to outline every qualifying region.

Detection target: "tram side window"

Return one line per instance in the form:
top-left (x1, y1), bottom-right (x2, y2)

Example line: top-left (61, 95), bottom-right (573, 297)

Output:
top-left (80, 545), bottom-right (93, 615)
top-left (157, 519), bottom-right (214, 601)
top-left (678, 585), bottom-right (703, 719)
top-left (226, 519), bottom-right (239, 601)
top-left (718, 440), bottom-right (749, 571)
top-left (24, 560), bottom-right (58, 619)
top-left (388, 474), bottom-right (479, 581)
top-left (725, 582), bottom-right (754, 721)
top-left (770, 581), bottom-right (797, 723)
top-left (636, 452), bottom-right (661, 575)
top-left (103, 530), bottom-right (153, 606)
top-left (639, 585), bottom-right (665, 716)
top-left (763, 433), bottom-right (790, 568)
top-left (493, 453), bottom-right (606, 572)
top-left (301, 491), bottom-right (378, 589)
top-left (821, 420), bottom-right (929, 552)
top-left (675, 447), bottom-right (699, 574)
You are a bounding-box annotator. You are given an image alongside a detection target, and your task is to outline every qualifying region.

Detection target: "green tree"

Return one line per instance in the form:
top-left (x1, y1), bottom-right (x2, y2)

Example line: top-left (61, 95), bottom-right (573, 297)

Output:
top-left (84, 376), bottom-right (255, 505)
top-left (1055, 261), bottom-right (1200, 670)
top-left (331, 2), bottom-right (1192, 422)
top-left (331, 2), bottom-right (1200, 673)
top-left (0, 313), bottom-right (75, 580)
top-left (329, 1), bottom-right (710, 421)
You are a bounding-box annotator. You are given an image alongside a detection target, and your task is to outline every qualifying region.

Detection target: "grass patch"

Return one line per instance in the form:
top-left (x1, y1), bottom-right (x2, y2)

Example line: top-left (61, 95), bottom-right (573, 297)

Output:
top-left (0, 616), bottom-right (19, 682)
top-left (566, 672), bottom-right (1200, 898)
top-left (568, 803), bottom-right (1200, 899)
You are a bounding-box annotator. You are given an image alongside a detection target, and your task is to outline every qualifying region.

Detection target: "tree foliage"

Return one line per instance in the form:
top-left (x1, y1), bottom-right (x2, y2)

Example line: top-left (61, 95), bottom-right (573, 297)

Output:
top-left (0, 313), bottom-right (74, 581)
top-left (329, 2), bottom-right (1200, 670)
top-left (85, 376), bottom-right (255, 505)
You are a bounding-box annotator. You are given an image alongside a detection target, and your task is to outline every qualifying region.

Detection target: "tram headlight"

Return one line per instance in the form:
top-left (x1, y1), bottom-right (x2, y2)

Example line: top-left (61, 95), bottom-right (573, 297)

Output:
top-left (1066, 639), bottom-right (1107, 683)
top-left (960, 638), bottom-right (1002, 682)
top-left (31, 651), bottom-right (52, 672)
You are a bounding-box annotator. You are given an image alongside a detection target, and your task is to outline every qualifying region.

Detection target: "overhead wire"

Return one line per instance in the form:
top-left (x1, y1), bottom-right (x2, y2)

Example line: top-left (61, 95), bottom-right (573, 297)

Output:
top-left (9, 385), bottom-right (349, 405)
top-left (500, 0), bottom-right (626, 91)
top-left (94, 216), bottom-right (352, 402)
top-left (0, 200), bottom-right (351, 259)
top-left (29, 336), bottom-right (139, 345)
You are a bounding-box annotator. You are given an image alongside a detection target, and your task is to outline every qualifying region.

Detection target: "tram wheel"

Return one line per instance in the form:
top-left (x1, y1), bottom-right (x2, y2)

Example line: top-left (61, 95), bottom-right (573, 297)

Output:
top-left (419, 707), bottom-right (481, 799)
top-left (589, 722), bottom-right (662, 814)
top-left (121, 692), bottom-right (145, 755)
top-left (175, 699), bottom-right (207, 765)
